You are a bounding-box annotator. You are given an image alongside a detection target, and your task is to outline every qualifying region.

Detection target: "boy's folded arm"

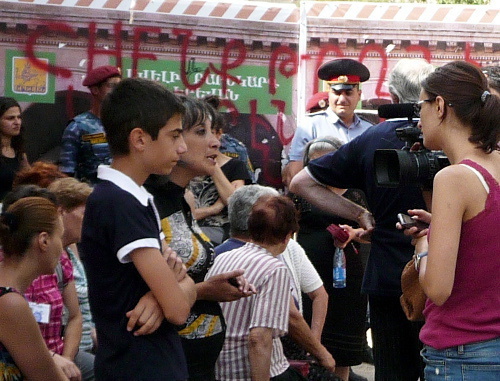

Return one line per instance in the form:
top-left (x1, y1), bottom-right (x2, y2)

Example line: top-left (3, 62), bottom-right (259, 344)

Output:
top-left (130, 247), bottom-right (196, 326)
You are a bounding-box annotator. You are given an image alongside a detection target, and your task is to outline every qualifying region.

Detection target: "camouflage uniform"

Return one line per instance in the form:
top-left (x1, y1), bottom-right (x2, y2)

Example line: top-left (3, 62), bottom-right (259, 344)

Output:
top-left (219, 134), bottom-right (255, 182)
top-left (59, 111), bottom-right (111, 184)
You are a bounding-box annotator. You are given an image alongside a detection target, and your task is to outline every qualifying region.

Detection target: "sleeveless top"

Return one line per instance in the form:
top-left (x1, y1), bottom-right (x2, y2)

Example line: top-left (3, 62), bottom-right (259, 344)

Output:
top-left (420, 159), bottom-right (500, 349)
top-left (0, 287), bottom-right (24, 381)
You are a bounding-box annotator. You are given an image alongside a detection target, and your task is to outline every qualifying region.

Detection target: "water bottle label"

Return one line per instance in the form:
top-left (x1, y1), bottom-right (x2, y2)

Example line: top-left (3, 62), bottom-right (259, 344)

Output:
top-left (333, 267), bottom-right (346, 280)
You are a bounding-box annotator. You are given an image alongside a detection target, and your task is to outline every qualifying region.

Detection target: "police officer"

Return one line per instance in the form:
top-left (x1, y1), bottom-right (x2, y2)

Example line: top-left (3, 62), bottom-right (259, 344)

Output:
top-left (284, 59), bottom-right (373, 184)
top-left (59, 65), bottom-right (121, 184)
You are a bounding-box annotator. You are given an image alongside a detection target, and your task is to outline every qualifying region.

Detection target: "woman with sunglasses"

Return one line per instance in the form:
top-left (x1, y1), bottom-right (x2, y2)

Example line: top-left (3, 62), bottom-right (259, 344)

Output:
top-left (407, 61), bottom-right (500, 380)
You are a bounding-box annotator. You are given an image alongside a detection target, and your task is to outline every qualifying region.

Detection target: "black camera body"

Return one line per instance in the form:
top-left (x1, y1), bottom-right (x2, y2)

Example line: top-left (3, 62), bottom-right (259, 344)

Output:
top-left (374, 104), bottom-right (450, 190)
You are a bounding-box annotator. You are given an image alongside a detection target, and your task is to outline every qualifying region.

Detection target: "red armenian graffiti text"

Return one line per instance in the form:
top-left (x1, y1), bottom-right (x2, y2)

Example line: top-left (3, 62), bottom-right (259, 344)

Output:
top-left (87, 22), bottom-right (123, 73)
top-left (22, 21), bottom-right (482, 187)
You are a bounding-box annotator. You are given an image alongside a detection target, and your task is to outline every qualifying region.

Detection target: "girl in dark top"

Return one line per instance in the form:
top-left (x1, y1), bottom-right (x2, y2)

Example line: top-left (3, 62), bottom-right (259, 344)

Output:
top-left (0, 197), bottom-right (67, 381)
top-left (0, 97), bottom-right (30, 200)
top-left (145, 96), bottom-right (255, 381)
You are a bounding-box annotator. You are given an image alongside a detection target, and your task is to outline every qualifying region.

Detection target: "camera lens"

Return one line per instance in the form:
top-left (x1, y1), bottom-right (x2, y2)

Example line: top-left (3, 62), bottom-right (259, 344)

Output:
top-left (374, 149), bottom-right (449, 189)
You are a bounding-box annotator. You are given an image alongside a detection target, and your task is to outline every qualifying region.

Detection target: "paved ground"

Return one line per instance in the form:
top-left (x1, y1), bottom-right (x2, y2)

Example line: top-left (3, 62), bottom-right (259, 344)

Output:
top-left (351, 329), bottom-right (374, 381)
top-left (352, 362), bottom-right (374, 381)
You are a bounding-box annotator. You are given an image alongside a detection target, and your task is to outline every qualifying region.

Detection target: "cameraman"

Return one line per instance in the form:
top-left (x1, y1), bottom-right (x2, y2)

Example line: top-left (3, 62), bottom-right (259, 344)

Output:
top-left (290, 59), bottom-right (434, 381)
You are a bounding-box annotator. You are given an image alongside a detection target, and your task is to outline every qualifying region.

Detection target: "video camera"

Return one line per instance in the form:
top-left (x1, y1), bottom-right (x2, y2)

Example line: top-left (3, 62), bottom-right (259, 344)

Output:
top-left (374, 103), bottom-right (450, 190)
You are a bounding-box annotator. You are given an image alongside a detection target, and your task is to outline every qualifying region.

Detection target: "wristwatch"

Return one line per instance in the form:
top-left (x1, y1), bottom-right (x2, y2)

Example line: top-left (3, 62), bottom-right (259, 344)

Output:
top-left (414, 251), bottom-right (428, 272)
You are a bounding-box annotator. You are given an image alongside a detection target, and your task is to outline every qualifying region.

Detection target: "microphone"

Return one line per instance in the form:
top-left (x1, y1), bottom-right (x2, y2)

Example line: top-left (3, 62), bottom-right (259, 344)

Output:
top-left (378, 103), bottom-right (415, 119)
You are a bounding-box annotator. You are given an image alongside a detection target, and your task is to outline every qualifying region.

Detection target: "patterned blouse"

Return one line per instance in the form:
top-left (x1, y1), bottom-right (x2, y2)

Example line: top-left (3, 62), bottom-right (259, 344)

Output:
top-left (144, 177), bottom-right (224, 340)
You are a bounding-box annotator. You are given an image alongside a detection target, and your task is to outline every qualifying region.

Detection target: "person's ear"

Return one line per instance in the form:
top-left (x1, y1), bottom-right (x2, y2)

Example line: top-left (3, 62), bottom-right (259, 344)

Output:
top-left (436, 96), bottom-right (447, 119)
top-left (390, 93), bottom-right (400, 104)
top-left (37, 232), bottom-right (50, 252)
top-left (129, 127), bottom-right (149, 152)
top-left (58, 206), bottom-right (65, 217)
top-left (89, 86), bottom-right (99, 96)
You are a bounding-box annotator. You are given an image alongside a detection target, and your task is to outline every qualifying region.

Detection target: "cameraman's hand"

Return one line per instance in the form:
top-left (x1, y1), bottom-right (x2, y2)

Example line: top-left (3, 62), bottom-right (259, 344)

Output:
top-left (357, 210), bottom-right (375, 233)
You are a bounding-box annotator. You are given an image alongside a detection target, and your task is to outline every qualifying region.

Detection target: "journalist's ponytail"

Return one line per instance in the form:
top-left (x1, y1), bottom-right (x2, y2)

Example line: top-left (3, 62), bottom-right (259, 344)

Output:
top-left (421, 61), bottom-right (500, 153)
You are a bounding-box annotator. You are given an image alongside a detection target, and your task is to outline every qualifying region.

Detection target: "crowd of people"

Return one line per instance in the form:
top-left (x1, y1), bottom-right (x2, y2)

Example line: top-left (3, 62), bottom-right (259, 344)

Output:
top-left (0, 57), bottom-right (498, 381)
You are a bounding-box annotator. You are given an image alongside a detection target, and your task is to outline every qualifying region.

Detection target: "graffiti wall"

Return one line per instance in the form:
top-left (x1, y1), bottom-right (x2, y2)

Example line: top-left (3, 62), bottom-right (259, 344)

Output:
top-left (1, 0), bottom-right (499, 188)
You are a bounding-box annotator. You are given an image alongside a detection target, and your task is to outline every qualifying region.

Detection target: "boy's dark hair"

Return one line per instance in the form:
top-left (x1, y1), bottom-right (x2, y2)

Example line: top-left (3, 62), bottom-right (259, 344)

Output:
top-left (101, 78), bottom-right (185, 157)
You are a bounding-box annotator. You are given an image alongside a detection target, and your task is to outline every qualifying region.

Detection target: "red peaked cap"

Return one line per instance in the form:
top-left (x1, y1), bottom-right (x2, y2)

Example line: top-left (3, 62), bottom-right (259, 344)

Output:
top-left (82, 65), bottom-right (121, 87)
top-left (306, 92), bottom-right (329, 112)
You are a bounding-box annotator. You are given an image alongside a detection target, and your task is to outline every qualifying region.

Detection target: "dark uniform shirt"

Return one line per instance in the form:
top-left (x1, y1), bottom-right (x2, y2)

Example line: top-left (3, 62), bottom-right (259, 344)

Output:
top-left (219, 134), bottom-right (255, 182)
top-left (306, 119), bottom-right (427, 296)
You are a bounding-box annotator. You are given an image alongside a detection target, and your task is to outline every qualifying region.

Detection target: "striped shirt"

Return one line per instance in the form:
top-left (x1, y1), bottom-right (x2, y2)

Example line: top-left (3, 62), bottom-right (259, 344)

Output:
top-left (206, 242), bottom-right (291, 380)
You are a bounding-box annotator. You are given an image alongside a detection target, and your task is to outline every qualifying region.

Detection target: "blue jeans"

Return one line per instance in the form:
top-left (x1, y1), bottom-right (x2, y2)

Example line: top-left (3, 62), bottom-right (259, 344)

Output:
top-left (421, 337), bottom-right (500, 380)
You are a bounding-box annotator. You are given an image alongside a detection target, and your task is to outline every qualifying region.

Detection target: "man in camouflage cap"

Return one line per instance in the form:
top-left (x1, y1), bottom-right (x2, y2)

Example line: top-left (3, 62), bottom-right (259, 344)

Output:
top-left (284, 59), bottom-right (372, 184)
top-left (59, 65), bottom-right (121, 184)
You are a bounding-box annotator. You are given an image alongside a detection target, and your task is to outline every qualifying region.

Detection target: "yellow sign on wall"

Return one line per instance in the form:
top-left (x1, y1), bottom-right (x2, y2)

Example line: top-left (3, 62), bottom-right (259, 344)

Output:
top-left (12, 57), bottom-right (49, 95)
top-left (5, 50), bottom-right (55, 103)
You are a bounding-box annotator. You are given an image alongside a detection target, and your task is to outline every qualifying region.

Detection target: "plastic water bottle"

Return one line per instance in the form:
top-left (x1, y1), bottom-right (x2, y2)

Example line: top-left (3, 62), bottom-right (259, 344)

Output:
top-left (333, 247), bottom-right (347, 288)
